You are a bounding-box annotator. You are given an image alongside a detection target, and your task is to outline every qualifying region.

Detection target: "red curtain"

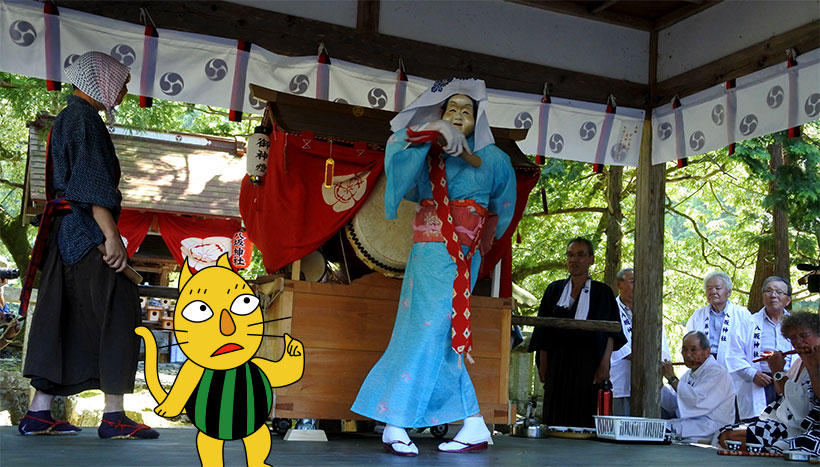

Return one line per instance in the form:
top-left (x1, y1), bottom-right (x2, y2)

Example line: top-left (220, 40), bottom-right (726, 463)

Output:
top-left (239, 129), bottom-right (385, 273)
top-left (117, 210), bottom-right (153, 257)
top-left (117, 209), bottom-right (244, 270)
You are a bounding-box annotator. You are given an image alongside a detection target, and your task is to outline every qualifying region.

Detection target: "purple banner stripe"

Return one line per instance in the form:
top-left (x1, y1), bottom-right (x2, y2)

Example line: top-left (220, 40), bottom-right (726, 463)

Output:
top-left (230, 47), bottom-right (250, 114)
top-left (536, 102), bottom-right (550, 156)
top-left (44, 11), bottom-right (60, 81)
top-left (595, 112), bottom-right (615, 165)
top-left (140, 35), bottom-right (158, 97)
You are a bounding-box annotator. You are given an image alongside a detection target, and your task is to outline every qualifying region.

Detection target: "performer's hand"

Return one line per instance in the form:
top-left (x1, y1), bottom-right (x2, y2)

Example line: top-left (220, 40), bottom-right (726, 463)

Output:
top-left (767, 350), bottom-right (786, 373)
top-left (753, 371), bottom-right (773, 387)
top-left (423, 120), bottom-right (470, 157)
top-left (102, 236), bottom-right (128, 273)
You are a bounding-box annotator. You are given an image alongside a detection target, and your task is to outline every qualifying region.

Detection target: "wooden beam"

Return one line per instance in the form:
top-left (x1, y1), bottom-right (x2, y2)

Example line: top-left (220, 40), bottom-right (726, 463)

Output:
top-left (631, 29), bottom-right (664, 419)
top-left (356, 0), bottom-right (380, 34)
top-left (653, 20), bottom-right (820, 106)
top-left (508, 0), bottom-right (653, 30)
top-left (138, 285), bottom-right (179, 299)
top-left (56, 1), bottom-right (648, 108)
top-left (511, 315), bottom-right (622, 333)
top-left (652, 0), bottom-right (723, 31)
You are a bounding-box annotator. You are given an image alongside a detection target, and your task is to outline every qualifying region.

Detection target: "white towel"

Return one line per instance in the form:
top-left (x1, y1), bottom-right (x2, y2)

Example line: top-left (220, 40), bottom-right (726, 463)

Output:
top-left (556, 277), bottom-right (592, 320)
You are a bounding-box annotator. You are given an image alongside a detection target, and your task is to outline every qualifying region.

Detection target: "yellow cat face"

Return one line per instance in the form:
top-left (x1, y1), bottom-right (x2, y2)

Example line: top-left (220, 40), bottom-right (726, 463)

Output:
top-left (173, 254), bottom-right (263, 370)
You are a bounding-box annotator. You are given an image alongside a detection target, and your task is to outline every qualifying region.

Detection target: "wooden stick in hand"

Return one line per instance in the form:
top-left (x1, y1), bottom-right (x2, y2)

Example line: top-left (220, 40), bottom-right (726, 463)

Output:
top-left (752, 349), bottom-right (798, 363)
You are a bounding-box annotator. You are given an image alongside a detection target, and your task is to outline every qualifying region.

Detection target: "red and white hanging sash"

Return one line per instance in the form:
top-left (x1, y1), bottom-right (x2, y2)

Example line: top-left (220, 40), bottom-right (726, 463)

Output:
top-left (404, 128), bottom-right (490, 361)
top-left (19, 130), bottom-right (72, 317)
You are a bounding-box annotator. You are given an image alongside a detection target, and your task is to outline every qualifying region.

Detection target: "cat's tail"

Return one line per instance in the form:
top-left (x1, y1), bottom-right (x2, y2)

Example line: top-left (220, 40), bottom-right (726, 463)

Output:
top-left (135, 326), bottom-right (168, 403)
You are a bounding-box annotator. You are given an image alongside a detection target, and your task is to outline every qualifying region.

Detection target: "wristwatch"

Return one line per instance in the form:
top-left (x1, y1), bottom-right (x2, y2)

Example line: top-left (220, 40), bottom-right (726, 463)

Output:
top-left (666, 376), bottom-right (679, 384)
top-left (774, 371), bottom-right (787, 382)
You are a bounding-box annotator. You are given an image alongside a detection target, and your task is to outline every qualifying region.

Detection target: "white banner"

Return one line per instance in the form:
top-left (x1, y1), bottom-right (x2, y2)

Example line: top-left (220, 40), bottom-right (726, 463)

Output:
top-left (4, 0), bottom-right (818, 167)
top-left (652, 48), bottom-right (820, 165)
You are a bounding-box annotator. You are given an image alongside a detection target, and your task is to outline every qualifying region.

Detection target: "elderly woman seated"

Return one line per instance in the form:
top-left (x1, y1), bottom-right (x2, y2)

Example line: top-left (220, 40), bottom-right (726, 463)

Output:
top-left (660, 331), bottom-right (735, 443)
top-left (718, 312), bottom-right (820, 454)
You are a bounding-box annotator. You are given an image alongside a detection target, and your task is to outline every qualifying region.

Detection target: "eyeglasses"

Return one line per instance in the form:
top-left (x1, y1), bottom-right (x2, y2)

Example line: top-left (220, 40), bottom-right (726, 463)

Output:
top-left (763, 289), bottom-right (789, 297)
top-left (785, 331), bottom-right (814, 341)
top-left (566, 252), bottom-right (590, 259)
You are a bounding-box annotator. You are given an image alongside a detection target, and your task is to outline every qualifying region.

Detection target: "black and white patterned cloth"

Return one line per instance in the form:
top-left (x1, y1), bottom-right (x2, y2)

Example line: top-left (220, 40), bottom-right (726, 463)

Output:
top-left (63, 51), bottom-right (130, 124)
top-left (719, 395), bottom-right (820, 454)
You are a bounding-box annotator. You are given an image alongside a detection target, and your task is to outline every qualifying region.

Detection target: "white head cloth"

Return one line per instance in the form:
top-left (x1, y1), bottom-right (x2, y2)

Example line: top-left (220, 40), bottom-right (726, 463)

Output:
top-left (390, 78), bottom-right (494, 151)
top-left (64, 51), bottom-right (130, 124)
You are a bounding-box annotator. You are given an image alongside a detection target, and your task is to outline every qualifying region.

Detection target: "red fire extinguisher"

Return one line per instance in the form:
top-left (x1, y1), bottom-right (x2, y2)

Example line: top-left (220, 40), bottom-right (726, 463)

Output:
top-left (598, 379), bottom-right (613, 416)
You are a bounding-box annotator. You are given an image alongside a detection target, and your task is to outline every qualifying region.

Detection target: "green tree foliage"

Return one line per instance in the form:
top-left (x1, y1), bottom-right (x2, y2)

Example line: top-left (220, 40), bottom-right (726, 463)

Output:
top-left (514, 122), bottom-right (820, 355)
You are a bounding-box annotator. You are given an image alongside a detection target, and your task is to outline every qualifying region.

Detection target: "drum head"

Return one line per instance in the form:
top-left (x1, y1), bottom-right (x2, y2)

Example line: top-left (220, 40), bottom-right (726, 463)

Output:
top-left (345, 175), bottom-right (416, 278)
top-left (300, 250), bottom-right (327, 282)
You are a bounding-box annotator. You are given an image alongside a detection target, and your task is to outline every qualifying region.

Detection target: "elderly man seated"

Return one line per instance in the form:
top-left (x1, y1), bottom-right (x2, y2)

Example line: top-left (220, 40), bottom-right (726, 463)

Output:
top-left (726, 276), bottom-right (795, 421)
top-left (661, 331), bottom-right (735, 443)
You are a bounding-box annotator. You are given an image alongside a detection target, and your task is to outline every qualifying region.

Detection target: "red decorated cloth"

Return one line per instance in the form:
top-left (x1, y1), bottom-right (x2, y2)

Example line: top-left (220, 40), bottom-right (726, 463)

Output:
top-left (239, 128), bottom-right (385, 273)
top-left (156, 215), bottom-right (241, 271)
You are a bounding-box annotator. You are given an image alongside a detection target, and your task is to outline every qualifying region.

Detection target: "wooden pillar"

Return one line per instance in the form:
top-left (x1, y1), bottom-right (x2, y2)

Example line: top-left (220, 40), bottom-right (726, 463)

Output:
top-left (631, 120), bottom-right (665, 417)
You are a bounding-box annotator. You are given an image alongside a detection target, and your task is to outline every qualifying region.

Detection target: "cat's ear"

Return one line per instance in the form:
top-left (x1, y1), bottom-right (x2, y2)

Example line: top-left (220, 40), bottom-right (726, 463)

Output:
top-left (179, 258), bottom-right (193, 292)
top-left (217, 253), bottom-right (233, 270)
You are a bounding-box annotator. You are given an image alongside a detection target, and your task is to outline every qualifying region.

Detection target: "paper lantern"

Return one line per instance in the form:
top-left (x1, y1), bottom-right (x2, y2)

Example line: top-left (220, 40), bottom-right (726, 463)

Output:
top-left (231, 229), bottom-right (253, 270)
top-left (246, 125), bottom-right (271, 184)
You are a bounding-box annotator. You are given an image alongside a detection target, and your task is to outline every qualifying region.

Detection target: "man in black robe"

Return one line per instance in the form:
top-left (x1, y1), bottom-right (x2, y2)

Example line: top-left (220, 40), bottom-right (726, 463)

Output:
top-left (528, 237), bottom-right (626, 427)
top-left (20, 52), bottom-right (158, 440)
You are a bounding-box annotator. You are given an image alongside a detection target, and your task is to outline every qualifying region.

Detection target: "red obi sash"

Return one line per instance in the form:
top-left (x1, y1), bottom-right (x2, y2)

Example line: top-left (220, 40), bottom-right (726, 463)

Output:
top-left (412, 199), bottom-right (498, 257)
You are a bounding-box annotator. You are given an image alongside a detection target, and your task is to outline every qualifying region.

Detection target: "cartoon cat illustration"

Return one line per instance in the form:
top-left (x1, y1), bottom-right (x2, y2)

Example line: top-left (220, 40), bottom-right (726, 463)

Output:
top-left (136, 253), bottom-right (303, 467)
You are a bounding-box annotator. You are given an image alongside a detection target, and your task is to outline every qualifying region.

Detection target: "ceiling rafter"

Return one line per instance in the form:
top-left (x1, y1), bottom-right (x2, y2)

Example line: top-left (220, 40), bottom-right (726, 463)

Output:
top-left (507, 0), bottom-right (724, 32)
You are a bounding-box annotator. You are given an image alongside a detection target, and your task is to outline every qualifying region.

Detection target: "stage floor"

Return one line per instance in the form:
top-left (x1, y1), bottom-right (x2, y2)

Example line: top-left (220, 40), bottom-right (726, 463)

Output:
top-left (0, 427), bottom-right (778, 466)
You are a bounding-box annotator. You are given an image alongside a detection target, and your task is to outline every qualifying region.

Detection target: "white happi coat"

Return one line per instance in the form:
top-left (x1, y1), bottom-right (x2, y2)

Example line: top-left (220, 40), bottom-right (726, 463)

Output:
top-left (685, 302), bottom-right (751, 370)
top-left (610, 296), bottom-right (671, 398)
top-left (725, 309), bottom-right (794, 420)
top-left (664, 356), bottom-right (736, 442)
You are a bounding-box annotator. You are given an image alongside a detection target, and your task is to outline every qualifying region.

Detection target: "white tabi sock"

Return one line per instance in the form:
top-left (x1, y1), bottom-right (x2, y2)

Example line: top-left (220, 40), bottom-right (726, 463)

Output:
top-left (382, 424), bottom-right (417, 455)
top-left (438, 415), bottom-right (491, 451)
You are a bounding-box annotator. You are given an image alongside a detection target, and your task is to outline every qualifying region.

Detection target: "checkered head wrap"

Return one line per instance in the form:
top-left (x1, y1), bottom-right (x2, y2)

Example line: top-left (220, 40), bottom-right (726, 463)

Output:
top-left (64, 51), bottom-right (130, 124)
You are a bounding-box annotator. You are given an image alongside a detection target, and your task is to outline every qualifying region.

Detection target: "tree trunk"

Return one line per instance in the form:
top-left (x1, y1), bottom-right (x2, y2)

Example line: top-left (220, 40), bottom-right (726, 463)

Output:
top-left (748, 234), bottom-right (774, 313)
top-left (0, 211), bottom-right (32, 273)
top-left (768, 143), bottom-right (790, 281)
top-left (604, 166), bottom-right (623, 290)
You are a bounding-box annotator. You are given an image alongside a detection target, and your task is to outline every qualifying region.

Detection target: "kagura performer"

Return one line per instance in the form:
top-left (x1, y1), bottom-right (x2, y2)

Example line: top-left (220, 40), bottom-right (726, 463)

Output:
top-left (351, 78), bottom-right (517, 456)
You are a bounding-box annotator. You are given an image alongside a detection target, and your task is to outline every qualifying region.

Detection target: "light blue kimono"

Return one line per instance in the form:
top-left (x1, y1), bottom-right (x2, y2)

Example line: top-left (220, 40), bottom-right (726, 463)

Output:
top-left (351, 128), bottom-right (517, 428)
